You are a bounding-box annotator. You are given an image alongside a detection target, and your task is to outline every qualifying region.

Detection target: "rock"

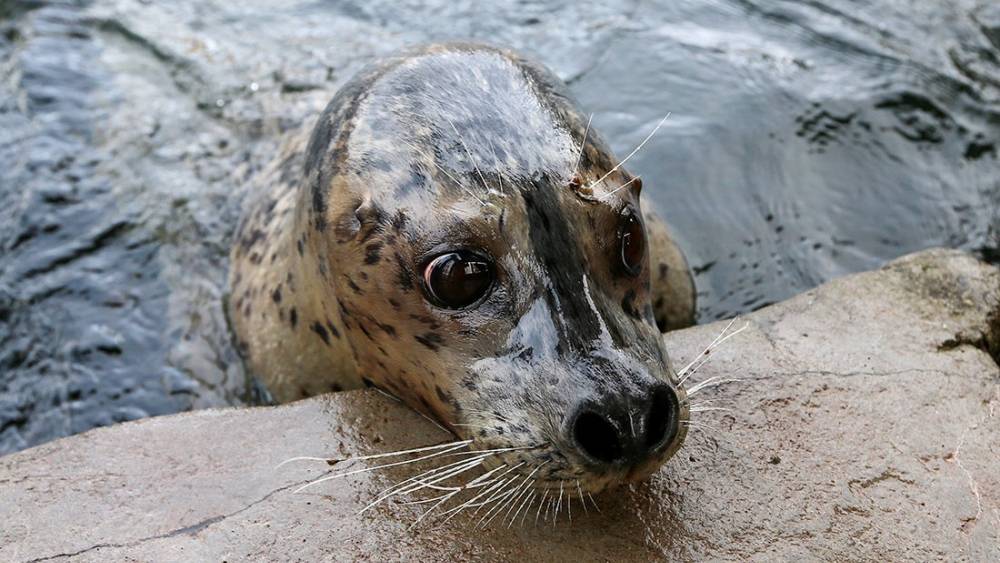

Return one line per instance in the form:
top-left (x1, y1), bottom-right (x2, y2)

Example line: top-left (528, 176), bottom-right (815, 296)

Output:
top-left (1, 248), bottom-right (998, 561)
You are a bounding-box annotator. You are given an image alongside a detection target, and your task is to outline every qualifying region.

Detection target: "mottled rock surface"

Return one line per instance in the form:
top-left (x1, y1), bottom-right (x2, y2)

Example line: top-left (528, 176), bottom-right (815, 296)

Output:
top-left (1, 249), bottom-right (998, 561)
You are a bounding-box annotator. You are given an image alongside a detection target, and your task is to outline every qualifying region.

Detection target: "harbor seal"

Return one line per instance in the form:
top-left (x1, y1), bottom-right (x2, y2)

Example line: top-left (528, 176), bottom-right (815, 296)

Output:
top-left (229, 43), bottom-right (696, 492)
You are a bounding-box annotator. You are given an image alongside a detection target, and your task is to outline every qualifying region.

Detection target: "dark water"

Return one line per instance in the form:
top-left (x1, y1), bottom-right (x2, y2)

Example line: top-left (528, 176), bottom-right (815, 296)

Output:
top-left (0, 0), bottom-right (997, 454)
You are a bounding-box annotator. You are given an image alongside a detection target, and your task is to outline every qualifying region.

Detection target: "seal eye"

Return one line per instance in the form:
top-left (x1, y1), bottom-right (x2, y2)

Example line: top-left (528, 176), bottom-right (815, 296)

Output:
top-left (422, 251), bottom-right (495, 309)
top-left (620, 211), bottom-right (645, 276)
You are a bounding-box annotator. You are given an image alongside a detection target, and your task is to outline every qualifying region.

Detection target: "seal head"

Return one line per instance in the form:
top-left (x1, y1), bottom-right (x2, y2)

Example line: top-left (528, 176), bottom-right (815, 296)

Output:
top-left (233, 43), bottom-right (691, 492)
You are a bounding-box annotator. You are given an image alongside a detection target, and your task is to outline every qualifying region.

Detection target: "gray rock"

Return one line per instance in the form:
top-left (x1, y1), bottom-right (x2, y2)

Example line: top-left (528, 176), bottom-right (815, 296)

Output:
top-left (1, 248), bottom-right (998, 561)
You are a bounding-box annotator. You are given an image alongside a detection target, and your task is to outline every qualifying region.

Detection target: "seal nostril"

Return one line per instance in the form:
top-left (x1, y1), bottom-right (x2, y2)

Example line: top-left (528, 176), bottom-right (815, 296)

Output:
top-left (573, 411), bottom-right (623, 464)
top-left (645, 385), bottom-right (678, 450)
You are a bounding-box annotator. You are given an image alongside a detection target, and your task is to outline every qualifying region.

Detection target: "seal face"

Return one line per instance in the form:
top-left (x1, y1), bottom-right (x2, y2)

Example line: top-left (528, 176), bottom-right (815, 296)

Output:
top-left (229, 43), bottom-right (696, 493)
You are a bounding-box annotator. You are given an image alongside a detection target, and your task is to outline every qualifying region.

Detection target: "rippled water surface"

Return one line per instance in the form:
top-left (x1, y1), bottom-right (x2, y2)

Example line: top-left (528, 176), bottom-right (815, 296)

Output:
top-left (1, 0), bottom-right (998, 454)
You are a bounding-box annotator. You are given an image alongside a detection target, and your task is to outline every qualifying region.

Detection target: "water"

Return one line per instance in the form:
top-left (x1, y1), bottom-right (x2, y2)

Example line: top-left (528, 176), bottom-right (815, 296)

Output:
top-left (0, 0), bottom-right (997, 455)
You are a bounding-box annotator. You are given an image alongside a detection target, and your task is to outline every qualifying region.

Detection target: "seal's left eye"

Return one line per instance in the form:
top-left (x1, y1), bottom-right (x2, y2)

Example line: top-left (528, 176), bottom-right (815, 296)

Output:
top-left (620, 211), bottom-right (645, 276)
top-left (422, 251), bottom-right (495, 309)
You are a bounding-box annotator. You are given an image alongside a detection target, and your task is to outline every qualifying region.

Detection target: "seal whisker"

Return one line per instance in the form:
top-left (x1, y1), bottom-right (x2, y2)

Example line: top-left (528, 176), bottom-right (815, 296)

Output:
top-left (366, 451), bottom-right (492, 507)
top-left (573, 113), bottom-right (594, 177)
top-left (681, 420), bottom-right (724, 435)
top-left (437, 479), bottom-right (507, 524)
top-left (681, 324), bottom-right (751, 384)
top-left (479, 463), bottom-right (540, 528)
top-left (402, 139), bottom-right (487, 206)
top-left (678, 319), bottom-right (750, 384)
top-left (495, 461), bottom-right (549, 528)
top-left (400, 490), bottom-right (463, 505)
top-left (678, 318), bottom-right (739, 379)
top-left (523, 491), bottom-right (540, 526)
top-left (293, 441), bottom-right (472, 493)
top-left (483, 480), bottom-right (528, 529)
top-left (687, 376), bottom-right (745, 397)
top-left (392, 456), bottom-right (487, 498)
top-left (507, 482), bottom-right (536, 528)
top-left (587, 492), bottom-right (601, 513)
top-left (690, 406), bottom-right (733, 413)
top-left (599, 175), bottom-right (641, 201)
top-left (412, 489), bottom-right (463, 527)
top-left (410, 461), bottom-right (518, 527)
top-left (568, 487), bottom-right (573, 522)
top-left (447, 119), bottom-right (491, 195)
top-left (587, 112), bottom-right (671, 191)
top-left (487, 139), bottom-right (506, 195)
top-left (442, 461), bottom-right (525, 523)
top-left (512, 488), bottom-right (537, 528)
top-left (552, 483), bottom-right (566, 527)
top-left (475, 480), bottom-right (521, 528)
top-left (535, 489), bottom-right (550, 525)
top-left (438, 444), bottom-right (537, 458)
top-left (438, 465), bottom-right (520, 524)
top-left (277, 439), bottom-right (472, 469)
top-left (370, 446), bottom-right (526, 509)
top-left (577, 480), bottom-right (588, 514)
top-left (689, 398), bottom-right (726, 407)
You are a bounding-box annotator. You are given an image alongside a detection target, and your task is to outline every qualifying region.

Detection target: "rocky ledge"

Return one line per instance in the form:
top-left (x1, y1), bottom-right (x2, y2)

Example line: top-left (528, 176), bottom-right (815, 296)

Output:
top-left (1, 248), bottom-right (998, 561)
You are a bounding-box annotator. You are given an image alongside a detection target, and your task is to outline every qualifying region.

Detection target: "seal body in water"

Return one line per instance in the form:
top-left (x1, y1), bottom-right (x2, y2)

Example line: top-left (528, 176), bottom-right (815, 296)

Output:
top-left (229, 43), bottom-right (696, 491)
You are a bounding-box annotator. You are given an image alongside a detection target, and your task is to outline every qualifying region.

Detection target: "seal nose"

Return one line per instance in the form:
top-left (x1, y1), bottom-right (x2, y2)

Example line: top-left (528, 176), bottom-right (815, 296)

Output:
top-left (570, 383), bottom-right (680, 467)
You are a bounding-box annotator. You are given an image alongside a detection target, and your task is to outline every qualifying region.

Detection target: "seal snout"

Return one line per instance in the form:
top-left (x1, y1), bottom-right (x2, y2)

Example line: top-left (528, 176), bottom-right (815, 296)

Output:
top-left (569, 382), bottom-right (681, 470)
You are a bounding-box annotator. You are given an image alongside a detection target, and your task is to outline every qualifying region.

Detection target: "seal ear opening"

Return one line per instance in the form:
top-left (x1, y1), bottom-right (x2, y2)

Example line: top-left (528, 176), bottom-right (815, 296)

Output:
top-left (335, 195), bottom-right (383, 242)
top-left (631, 176), bottom-right (643, 196)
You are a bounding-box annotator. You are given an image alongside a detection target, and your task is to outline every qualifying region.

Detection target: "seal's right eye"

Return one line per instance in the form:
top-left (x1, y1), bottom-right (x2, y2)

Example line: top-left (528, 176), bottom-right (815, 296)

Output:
top-left (619, 211), bottom-right (646, 276)
top-left (422, 251), bottom-right (495, 309)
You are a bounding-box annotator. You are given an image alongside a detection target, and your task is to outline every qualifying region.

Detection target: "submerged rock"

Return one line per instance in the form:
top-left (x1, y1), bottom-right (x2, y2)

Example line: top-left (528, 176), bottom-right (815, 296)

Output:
top-left (1, 249), bottom-right (997, 560)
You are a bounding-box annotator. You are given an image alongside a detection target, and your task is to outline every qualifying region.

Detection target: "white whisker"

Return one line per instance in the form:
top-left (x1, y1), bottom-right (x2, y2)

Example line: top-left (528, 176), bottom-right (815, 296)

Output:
top-left (438, 481), bottom-right (505, 524)
top-left (488, 140), bottom-right (505, 195)
top-left (438, 466), bottom-right (515, 524)
top-left (393, 456), bottom-right (486, 497)
top-left (690, 406), bottom-right (733, 413)
top-left (438, 444), bottom-right (535, 459)
top-left (598, 175), bottom-right (641, 201)
top-left (403, 139), bottom-right (487, 206)
top-left (412, 490), bottom-right (461, 527)
top-left (363, 452), bottom-right (491, 511)
top-left (680, 322), bottom-right (751, 384)
top-left (687, 376), bottom-right (744, 397)
top-left (500, 461), bottom-right (549, 528)
top-left (565, 481), bottom-right (572, 522)
top-left (485, 479), bottom-right (529, 529)
top-left (476, 480), bottom-right (521, 528)
top-left (410, 462), bottom-right (511, 528)
top-left (278, 439), bottom-right (471, 470)
top-left (535, 489), bottom-right (549, 525)
top-left (678, 318), bottom-right (738, 379)
top-left (587, 112), bottom-right (671, 191)
top-left (293, 441), bottom-right (471, 494)
top-left (555, 481), bottom-right (564, 526)
top-left (513, 489), bottom-right (537, 528)
top-left (682, 420), bottom-right (725, 435)
top-left (448, 119), bottom-right (491, 194)
top-left (573, 113), bottom-right (593, 178)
